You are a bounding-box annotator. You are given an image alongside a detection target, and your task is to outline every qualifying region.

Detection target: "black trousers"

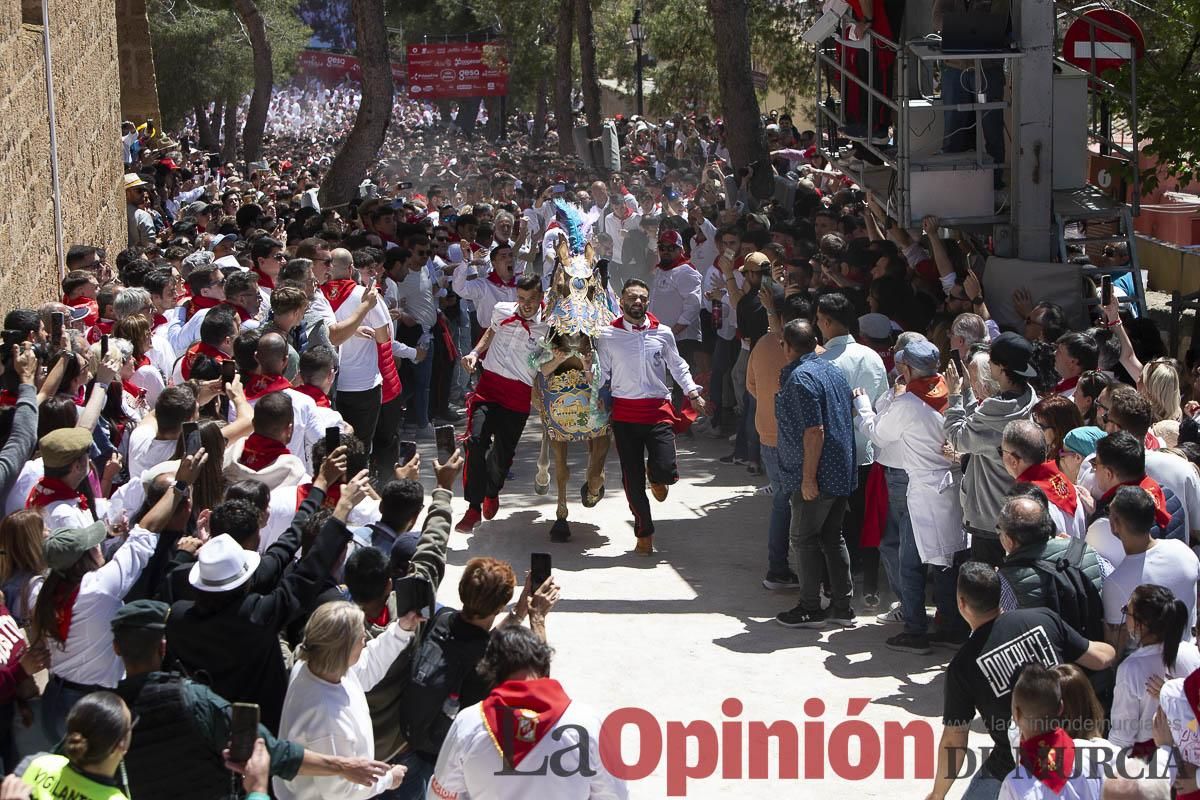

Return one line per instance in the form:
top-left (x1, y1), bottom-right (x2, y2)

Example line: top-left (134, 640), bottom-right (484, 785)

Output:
top-left (612, 420), bottom-right (678, 538)
top-left (336, 386), bottom-right (382, 454)
top-left (371, 393), bottom-right (405, 478)
top-left (464, 401), bottom-right (528, 507)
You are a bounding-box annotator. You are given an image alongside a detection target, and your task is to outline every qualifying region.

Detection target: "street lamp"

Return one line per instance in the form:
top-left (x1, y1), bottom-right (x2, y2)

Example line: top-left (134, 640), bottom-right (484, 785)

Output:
top-left (629, 7), bottom-right (644, 117)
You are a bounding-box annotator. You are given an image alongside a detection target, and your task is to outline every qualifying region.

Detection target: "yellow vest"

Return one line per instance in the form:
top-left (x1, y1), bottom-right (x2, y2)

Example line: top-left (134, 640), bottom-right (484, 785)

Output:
top-left (21, 754), bottom-right (127, 800)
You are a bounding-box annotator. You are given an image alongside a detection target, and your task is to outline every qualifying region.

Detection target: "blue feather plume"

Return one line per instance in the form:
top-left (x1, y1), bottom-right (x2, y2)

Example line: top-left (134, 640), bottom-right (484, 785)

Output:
top-left (553, 199), bottom-right (585, 255)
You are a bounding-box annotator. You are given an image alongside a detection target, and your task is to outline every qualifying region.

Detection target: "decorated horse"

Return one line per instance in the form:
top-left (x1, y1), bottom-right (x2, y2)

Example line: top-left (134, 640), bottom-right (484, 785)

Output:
top-left (531, 200), bottom-right (616, 542)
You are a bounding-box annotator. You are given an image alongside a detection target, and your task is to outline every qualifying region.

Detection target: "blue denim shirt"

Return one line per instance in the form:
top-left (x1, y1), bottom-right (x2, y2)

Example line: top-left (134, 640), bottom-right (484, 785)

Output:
top-left (775, 352), bottom-right (858, 497)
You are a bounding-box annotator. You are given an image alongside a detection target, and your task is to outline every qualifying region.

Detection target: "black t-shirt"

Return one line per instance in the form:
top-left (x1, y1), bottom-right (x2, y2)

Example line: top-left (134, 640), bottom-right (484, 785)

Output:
top-left (943, 608), bottom-right (1090, 778)
top-left (735, 284), bottom-right (783, 349)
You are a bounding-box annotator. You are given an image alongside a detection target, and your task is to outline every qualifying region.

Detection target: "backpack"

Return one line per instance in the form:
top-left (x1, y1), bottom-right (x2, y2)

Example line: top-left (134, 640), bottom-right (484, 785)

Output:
top-left (1004, 537), bottom-right (1105, 642)
top-left (396, 607), bottom-right (483, 756)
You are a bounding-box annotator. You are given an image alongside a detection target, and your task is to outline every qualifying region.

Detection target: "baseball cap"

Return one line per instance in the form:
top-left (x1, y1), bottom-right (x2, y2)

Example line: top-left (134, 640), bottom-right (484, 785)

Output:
top-left (183, 201), bottom-right (208, 217)
top-left (389, 532), bottom-right (422, 574)
top-left (658, 230), bottom-right (684, 248)
top-left (739, 252), bottom-right (771, 273)
top-left (40, 427), bottom-right (93, 469)
top-left (857, 313), bottom-right (893, 341)
top-left (989, 332), bottom-right (1039, 379)
top-left (895, 340), bottom-right (940, 374)
top-left (209, 234), bottom-right (238, 251)
top-left (45, 521), bottom-right (107, 571)
top-left (111, 599), bottom-right (170, 633)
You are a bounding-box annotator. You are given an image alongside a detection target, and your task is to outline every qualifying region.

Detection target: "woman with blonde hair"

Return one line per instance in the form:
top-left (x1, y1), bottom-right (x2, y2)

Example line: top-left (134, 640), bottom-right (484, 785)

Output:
top-left (0, 509), bottom-right (46, 626)
top-left (275, 600), bottom-right (417, 799)
top-left (1140, 358), bottom-right (1184, 447)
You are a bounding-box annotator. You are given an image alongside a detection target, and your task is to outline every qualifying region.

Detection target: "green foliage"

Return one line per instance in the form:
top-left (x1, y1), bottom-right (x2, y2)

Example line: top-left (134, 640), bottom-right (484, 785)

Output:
top-left (148, 0), bottom-right (312, 129)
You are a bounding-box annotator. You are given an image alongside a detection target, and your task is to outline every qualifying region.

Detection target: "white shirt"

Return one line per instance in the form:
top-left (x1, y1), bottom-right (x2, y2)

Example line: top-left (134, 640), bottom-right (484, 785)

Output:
top-left (1146, 450), bottom-right (1200, 535)
top-left (129, 363), bottom-right (166, 408)
top-left (452, 264), bottom-right (517, 330)
top-left (819, 334), bottom-right (888, 465)
top-left (703, 266), bottom-right (738, 341)
top-left (854, 390), bottom-right (945, 473)
top-left (429, 697), bottom-right (629, 800)
top-left (244, 388), bottom-right (324, 474)
top-left (1048, 501), bottom-right (1089, 541)
top-left (690, 218), bottom-right (719, 272)
top-left (274, 622), bottom-right (415, 800)
top-left (1101, 538), bottom-right (1200, 639)
top-left (333, 286), bottom-right (391, 392)
top-left (481, 302), bottom-right (548, 386)
top-left (44, 497), bottom-right (98, 531)
top-left (171, 307), bottom-right (212, 355)
top-left (1110, 641), bottom-right (1200, 748)
top-left (998, 739), bottom-right (1104, 800)
top-left (30, 528), bottom-right (158, 688)
top-left (261, 486), bottom-right (378, 553)
top-left (6, 459), bottom-right (43, 516)
top-left (597, 317), bottom-right (699, 401)
top-left (126, 426), bottom-right (179, 480)
top-left (603, 212), bottom-right (642, 265)
top-left (648, 263), bottom-right (703, 342)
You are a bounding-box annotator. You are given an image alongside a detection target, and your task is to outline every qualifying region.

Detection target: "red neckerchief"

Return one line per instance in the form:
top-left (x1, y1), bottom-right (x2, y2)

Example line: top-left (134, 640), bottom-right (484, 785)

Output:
top-left (64, 297), bottom-right (99, 327)
top-left (244, 373), bottom-right (292, 402)
top-left (1145, 431), bottom-right (1161, 451)
top-left (1054, 375), bottom-right (1079, 394)
top-left (52, 582), bottom-right (82, 642)
top-left (152, 313), bottom-right (168, 329)
top-left (295, 482), bottom-right (339, 510)
top-left (905, 375), bottom-right (949, 413)
top-left (238, 432), bottom-right (291, 471)
top-left (1018, 461), bottom-right (1078, 516)
top-left (365, 604), bottom-right (390, 627)
top-left (85, 319), bottom-right (115, 345)
top-left (180, 341), bottom-right (228, 381)
top-left (319, 279), bottom-right (359, 312)
top-left (136, 354), bottom-right (151, 369)
top-left (1100, 476), bottom-right (1171, 528)
top-left (183, 295), bottom-right (222, 321)
top-left (611, 312), bottom-right (660, 331)
top-left (480, 678), bottom-right (572, 769)
top-left (657, 255), bottom-right (689, 271)
top-left (252, 268), bottom-right (276, 291)
top-left (28, 477), bottom-right (88, 511)
top-left (293, 383), bottom-right (330, 408)
top-left (500, 306), bottom-right (541, 332)
top-left (0, 391), bottom-right (18, 408)
top-left (1017, 728), bottom-right (1074, 794)
top-left (230, 304), bottom-right (253, 323)
top-left (122, 380), bottom-right (147, 403)
top-left (486, 271), bottom-right (516, 288)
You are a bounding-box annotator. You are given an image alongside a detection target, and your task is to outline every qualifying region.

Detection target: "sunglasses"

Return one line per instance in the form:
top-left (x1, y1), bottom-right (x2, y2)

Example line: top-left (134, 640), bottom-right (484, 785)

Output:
top-left (270, 254), bottom-right (287, 262)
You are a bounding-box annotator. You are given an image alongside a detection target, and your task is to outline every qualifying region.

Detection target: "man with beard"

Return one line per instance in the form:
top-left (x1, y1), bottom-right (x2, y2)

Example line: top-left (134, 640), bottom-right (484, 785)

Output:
top-left (648, 229), bottom-right (703, 407)
top-left (597, 280), bottom-right (708, 555)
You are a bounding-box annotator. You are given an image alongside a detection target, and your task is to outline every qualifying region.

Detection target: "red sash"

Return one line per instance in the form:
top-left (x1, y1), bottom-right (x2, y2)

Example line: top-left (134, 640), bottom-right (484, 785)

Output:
top-left (238, 433), bottom-right (291, 471)
top-left (1017, 728), bottom-right (1074, 794)
top-left (51, 583), bottom-right (81, 642)
top-left (244, 373), bottom-right (292, 402)
top-left (320, 279), bottom-right (359, 312)
top-left (180, 342), bottom-right (228, 381)
top-left (1099, 476), bottom-right (1171, 529)
top-left (1054, 375), bottom-right (1079, 395)
top-left (906, 375), bottom-right (949, 413)
top-left (480, 678), bottom-right (572, 768)
top-left (28, 477), bottom-right (88, 511)
top-left (378, 342), bottom-right (402, 404)
top-left (469, 369), bottom-right (533, 415)
top-left (295, 482), bottom-right (339, 510)
top-left (252, 268), bottom-right (276, 291)
top-left (611, 397), bottom-right (698, 433)
top-left (293, 384), bottom-right (331, 408)
top-left (1018, 461), bottom-right (1078, 517)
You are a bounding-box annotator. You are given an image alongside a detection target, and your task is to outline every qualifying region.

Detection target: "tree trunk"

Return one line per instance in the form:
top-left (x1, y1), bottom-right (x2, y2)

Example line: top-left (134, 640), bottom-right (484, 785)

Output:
top-left (574, 0), bottom-right (603, 167)
top-left (233, 0), bottom-right (273, 165)
top-left (707, 0), bottom-right (773, 198)
top-left (553, 0), bottom-right (575, 156)
top-left (210, 101), bottom-right (224, 150)
top-left (318, 0), bottom-right (394, 209)
top-left (195, 104), bottom-right (217, 152)
top-left (531, 76), bottom-right (549, 147)
top-left (221, 96), bottom-right (238, 165)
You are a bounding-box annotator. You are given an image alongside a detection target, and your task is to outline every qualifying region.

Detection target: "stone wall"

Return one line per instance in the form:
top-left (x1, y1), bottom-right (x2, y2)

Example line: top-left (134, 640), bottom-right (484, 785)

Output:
top-left (0, 0), bottom-right (125, 309)
top-left (116, 0), bottom-right (160, 125)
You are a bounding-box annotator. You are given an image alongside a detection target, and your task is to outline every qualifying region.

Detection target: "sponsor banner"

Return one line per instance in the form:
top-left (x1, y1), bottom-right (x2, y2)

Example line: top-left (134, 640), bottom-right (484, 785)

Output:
top-left (295, 50), bottom-right (406, 87)
top-left (406, 41), bottom-right (509, 99)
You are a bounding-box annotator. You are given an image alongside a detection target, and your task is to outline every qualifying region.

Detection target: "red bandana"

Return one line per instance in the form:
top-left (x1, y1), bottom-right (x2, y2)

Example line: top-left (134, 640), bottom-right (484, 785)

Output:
top-left (64, 298), bottom-right (99, 327)
top-left (657, 255), bottom-right (690, 271)
top-left (122, 380), bottom-right (148, 404)
top-left (86, 319), bottom-right (114, 345)
top-left (292, 383), bottom-right (330, 408)
top-left (1145, 431), bottom-right (1161, 452)
top-left (1054, 375), bottom-right (1079, 395)
top-left (28, 477), bottom-right (88, 511)
top-left (152, 313), bottom-right (168, 329)
top-left (230, 304), bottom-right (253, 323)
top-left (244, 373), bottom-right (292, 402)
top-left (320, 279), bottom-right (359, 312)
top-left (1100, 476), bottom-right (1171, 529)
top-left (500, 308), bottom-right (540, 332)
top-left (480, 678), bottom-right (572, 769)
top-left (180, 342), bottom-right (228, 381)
top-left (295, 482), bottom-right (340, 510)
top-left (52, 583), bottom-right (82, 642)
top-left (238, 433), bottom-right (291, 471)
top-left (486, 271), bottom-right (516, 288)
top-left (183, 295), bottom-right (222, 321)
top-left (906, 375), bottom-right (949, 413)
top-left (612, 312), bottom-right (660, 331)
top-left (1018, 461), bottom-right (1078, 516)
top-left (1018, 728), bottom-right (1075, 794)
top-left (252, 268), bottom-right (276, 291)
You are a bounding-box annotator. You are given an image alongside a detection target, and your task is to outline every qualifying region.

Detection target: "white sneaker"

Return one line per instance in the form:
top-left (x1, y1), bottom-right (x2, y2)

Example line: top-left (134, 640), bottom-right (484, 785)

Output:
top-left (875, 601), bottom-right (904, 624)
top-left (754, 484), bottom-right (774, 496)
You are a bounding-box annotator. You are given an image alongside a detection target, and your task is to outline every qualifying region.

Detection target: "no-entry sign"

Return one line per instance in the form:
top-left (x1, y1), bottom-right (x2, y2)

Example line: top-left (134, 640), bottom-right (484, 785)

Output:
top-left (1062, 9), bottom-right (1145, 74)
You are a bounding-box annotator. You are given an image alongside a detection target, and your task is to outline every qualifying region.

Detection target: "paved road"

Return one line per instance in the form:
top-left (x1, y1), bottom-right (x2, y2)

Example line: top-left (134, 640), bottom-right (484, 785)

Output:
top-left (413, 421), bottom-right (986, 798)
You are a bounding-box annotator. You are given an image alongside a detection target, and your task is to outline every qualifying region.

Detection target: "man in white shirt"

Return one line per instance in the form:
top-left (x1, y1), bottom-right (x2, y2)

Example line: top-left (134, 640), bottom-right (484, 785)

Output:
top-left (455, 276), bottom-right (547, 533)
top-left (597, 279), bottom-right (708, 555)
top-left (603, 194), bottom-right (641, 269)
top-left (172, 266), bottom-right (229, 355)
top-left (648, 229), bottom-right (703, 350)
top-left (127, 386), bottom-right (198, 481)
top-left (1000, 420), bottom-right (1088, 539)
top-left (452, 242), bottom-right (518, 330)
top-left (1052, 332), bottom-right (1098, 399)
top-left (243, 333), bottom-right (326, 473)
top-left (1101, 485), bottom-right (1200, 646)
top-left (27, 428), bottom-right (103, 530)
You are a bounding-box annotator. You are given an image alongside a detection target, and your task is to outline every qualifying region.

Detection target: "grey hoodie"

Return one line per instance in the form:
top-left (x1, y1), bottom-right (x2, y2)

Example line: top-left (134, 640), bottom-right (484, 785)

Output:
top-left (943, 384), bottom-right (1037, 535)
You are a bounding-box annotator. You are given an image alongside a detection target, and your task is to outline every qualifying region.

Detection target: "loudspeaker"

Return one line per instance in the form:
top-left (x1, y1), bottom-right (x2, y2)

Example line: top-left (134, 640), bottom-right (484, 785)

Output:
top-left (572, 122), bottom-right (620, 172)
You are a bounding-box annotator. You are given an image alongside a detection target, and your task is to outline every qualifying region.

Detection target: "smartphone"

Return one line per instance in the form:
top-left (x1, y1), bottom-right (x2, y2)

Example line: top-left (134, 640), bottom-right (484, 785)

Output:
top-left (181, 421), bottom-right (201, 456)
top-left (435, 424), bottom-right (456, 464)
top-left (397, 181), bottom-right (414, 191)
top-left (398, 440), bottom-right (418, 466)
top-left (228, 703), bottom-right (260, 763)
top-left (530, 552), bottom-right (552, 589)
top-left (722, 248), bottom-right (736, 261)
top-left (761, 275), bottom-right (779, 294)
top-left (1101, 275), bottom-right (1112, 307)
top-left (220, 359), bottom-right (237, 384)
top-left (51, 311), bottom-right (64, 344)
top-left (100, 334), bottom-right (108, 360)
top-left (393, 574), bottom-right (435, 617)
top-left (552, 183), bottom-right (566, 194)
top-left (950, 350), bottom-right (964, 374)
top-left (325, 426), bottom-right (341, 457)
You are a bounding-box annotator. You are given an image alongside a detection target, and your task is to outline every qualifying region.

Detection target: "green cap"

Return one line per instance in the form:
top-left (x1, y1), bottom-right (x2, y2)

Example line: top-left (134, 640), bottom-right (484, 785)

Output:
top-left (44, 521), bottom-right (107, 571)
top-left (111, 600), bottom-right (170, 633)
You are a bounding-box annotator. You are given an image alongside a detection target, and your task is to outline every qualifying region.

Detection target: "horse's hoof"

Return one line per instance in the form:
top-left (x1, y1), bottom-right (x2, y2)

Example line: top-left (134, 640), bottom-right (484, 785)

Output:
top-left (579, 482), bottom-right (604, 508)
top-left (534, 480), bottom-right (550, 496)
top-left (550, 520), bottom-right (571, 543)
